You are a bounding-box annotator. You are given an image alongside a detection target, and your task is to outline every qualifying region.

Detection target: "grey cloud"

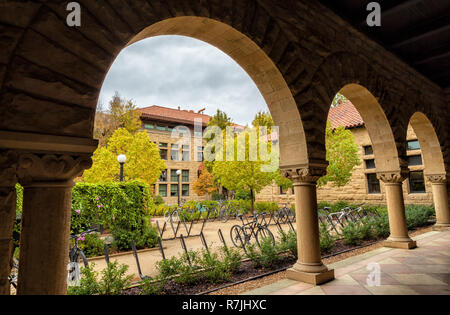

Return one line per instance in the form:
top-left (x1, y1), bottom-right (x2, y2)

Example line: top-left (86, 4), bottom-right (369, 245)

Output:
top-left (99, 35), bottom-right (268, 125)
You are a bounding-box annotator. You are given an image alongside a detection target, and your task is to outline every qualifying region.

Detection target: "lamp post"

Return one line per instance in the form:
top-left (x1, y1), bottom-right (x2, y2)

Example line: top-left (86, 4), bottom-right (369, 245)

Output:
top-left (176, 169), bottom-right (182, 206)
top-left (117, 154), bottom-right (127, 182)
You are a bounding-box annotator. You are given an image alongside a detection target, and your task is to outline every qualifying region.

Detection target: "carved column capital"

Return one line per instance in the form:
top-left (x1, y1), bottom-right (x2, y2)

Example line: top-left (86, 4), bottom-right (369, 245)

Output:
top-left (17, 153), bottom-right (93, 186)
top-left (281, 163), bottom-right (327, 184)
top-left (425, 174), bottom-right (447, 184)
top-left (0, 150), bottom-right (19, 187)
top-left (377, 169), bottom-right (409, 184)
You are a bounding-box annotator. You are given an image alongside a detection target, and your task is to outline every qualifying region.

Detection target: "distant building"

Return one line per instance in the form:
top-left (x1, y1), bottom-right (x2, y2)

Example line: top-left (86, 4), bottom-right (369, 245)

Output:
top-left (256, 101), bottom-right (433, 206)
top-left (137, 105), bottom-right (210, 204)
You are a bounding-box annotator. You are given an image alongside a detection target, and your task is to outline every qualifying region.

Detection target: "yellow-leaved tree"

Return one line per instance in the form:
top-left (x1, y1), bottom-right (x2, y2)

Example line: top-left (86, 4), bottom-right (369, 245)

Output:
top-left (83, 128), bottom-right (166, 185)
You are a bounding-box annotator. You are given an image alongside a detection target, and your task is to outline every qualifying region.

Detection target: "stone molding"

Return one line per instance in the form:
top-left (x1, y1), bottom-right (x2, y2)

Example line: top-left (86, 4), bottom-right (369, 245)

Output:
top-left (376, 169), bottom-right (409, 184)
top-left (281, 163), bottom-right (327, 184)
top-left (425, 174), bottom-right (447, 184)
top-left (17, 153), bottom-right (92, 185)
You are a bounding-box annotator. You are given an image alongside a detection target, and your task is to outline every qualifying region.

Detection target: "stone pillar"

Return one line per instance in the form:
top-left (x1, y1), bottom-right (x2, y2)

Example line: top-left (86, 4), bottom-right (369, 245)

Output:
top-left (283, 165), bottom-right (334, 285)
top-left (426, 175), bottom-right (450, 230)
top-left (0, 151), bottom-right (19, 295)
top-left (378, 171), bottom-right (417, 249)
top-left (16, 154), bottom-right (92, 295)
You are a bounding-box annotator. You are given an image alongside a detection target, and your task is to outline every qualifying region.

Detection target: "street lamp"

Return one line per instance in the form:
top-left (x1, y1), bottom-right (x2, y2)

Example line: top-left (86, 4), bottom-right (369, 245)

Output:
top-left (117, 154), bottom-right (127, 182)
top-left (176, 169), bottom-right (182, 206)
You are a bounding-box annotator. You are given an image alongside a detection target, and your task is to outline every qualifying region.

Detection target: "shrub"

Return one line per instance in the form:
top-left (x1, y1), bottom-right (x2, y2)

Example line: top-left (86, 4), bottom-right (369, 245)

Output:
top-left (139, 276), bottom-right (165, 295)
top-left (195, 249), bottom-right (230, 284)
top-left (221, 246), bottom-right (242, 273)
top-left (68, 261), bottom-right (133, 295)
top-left (405, 205), bottom-right (435, 229)
top-left (246, 237), bottom-right (283, 269)
top-left (319, 223), bottom-right (335, 254)
top-left (278, 230), bottom-right (297, 259)
top-left (341, 221), bottom-right (363, 246)
top-left (254, 201), bottom-right (279, 214)
top-left (152, 194), bottom-right (165, 206)
top-left (112, 224), bottom-right (158, 251)
top-left (80, 233), bottom-right (105, 258)
top-left (235, 190), bottom-right (252, 200)
top-left (156, 256), bottom-right (183, 280)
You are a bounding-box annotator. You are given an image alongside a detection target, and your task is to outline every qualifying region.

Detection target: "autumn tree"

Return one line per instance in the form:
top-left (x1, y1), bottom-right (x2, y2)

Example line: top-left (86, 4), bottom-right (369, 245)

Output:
top-left (94, 92), bottom-right (142, 147)
top-left (83, 128), bottom-right (166, 185)
top-left (193, 164), bottom-right (218, 196)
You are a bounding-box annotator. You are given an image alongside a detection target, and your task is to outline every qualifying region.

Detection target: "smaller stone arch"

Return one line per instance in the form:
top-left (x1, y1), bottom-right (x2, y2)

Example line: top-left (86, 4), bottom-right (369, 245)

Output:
top-left (408, 112), bottom-right (449, 228)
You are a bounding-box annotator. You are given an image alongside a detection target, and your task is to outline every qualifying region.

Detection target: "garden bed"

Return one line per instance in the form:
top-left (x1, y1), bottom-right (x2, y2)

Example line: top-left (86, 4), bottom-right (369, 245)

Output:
top-left (122, 256), bottom-right (296, 295)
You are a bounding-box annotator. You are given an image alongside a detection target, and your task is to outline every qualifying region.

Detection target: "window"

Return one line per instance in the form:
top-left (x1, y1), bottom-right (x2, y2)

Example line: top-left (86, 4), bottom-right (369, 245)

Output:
top-left (364, 145), bottom-right (373, 155)
top-left (171, 169), bottom-right (179, 182)
top-left (182, 184), bottom-right (189, 197)
top-left (159, 169), bottom-right (167, 182)
top-left (279, 186), bottom-right (287, 195)
top-left (367, 173), bottom-right (381, 194)
top-left (144, 123), bottom-right (154, 130)
top-left (171, 184), bottom-right (179, 197)
top-left (407, 140), bottom-right (420, 151)
top-left (182, 170), bottom-right (189, 182)
top-left (365, 159), bottom-right (376, 169)
top-left (156, 125), bottom-right (166, 131)
top-left (182, 145), bottom-right (190, 161)
top-left (171, 144), bottom-right (179, 161)
top-left (409, 171), bottom-right (426, 193)
top-left (408, 155), bottom-right (423, 166)
top-left (158, 184), bottom-right (167, 197)
top-left (159, 143), bottom-right (168, 160)
top-left (168, 126), bottom-right (174, 132)
top-left (197, 146), bottom-right (204, 162)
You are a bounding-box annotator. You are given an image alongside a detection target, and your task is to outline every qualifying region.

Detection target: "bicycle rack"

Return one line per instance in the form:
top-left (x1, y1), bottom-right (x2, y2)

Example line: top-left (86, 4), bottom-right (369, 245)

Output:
top-left (179, 234), bottom-right (192, 266)
top-left (104, 244), bottom-right (110, 264)
top-left (200, 231), bottom-right (209, 253)
top-left (218, 229), bottom-right (227, 249)
top-left (157, 236), bottom-right (166, 260)
top-left (131, 240), bottom-right (149, 280)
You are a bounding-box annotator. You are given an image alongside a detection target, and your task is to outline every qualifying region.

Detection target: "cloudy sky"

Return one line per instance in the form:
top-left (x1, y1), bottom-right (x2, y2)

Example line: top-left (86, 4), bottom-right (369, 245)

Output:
top-left (98, 35), bottom-right (269, 126)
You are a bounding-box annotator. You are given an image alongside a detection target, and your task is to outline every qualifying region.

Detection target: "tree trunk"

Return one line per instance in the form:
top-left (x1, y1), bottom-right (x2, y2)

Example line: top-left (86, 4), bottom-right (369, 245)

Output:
top-left (250, 189), bottom-right (254, 214)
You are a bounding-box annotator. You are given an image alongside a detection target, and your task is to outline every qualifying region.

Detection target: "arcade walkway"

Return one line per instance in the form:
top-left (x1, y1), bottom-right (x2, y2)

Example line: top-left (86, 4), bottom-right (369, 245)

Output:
top-left (242, 231), bottom-right (450, 295)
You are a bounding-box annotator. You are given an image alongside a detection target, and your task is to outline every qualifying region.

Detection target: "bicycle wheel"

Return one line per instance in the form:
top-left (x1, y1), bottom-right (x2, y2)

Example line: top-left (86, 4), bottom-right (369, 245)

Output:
top-left (9, 257), bottom-right (19, 289)
top-left (230, 225), bottom-right (246, 248)
top-left (255, 226), bottom-right (275, 247)
top-left (163, 210), bottom-right (170, 222)
top-left (171, 210), bottom-right (179, 222)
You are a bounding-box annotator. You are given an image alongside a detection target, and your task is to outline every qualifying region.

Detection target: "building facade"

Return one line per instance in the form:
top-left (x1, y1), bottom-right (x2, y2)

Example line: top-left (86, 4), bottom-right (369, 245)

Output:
top-left (256, 102), bottom-right (434, 206)
top-left (138, 106), bottom-right (209, 205)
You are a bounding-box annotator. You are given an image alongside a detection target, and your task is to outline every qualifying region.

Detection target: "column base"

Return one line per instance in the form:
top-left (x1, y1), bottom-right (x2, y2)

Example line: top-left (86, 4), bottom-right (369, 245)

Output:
top-left (383, 240), bottom-right (417, 249)
top-left (432, 223), bottom-right (450, 231)
top-left (286, 266), bottom-right (334, 285)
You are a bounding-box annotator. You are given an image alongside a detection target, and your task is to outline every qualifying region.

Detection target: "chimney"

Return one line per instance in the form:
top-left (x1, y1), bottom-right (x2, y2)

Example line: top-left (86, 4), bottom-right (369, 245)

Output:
top-left (178, 106), bottom-right (181, 110)
top-left (198, 108), bottom-right (206, 114)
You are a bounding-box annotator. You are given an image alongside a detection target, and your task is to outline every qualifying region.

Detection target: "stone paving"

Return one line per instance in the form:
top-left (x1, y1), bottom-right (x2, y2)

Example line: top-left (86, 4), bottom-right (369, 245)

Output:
top-left (241, 230), bottom-right (450, 295)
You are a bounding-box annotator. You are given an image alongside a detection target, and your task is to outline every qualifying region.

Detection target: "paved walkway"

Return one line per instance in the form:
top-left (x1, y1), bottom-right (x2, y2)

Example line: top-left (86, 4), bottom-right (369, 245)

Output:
top-left (242, 230), bottom-right (450, 295)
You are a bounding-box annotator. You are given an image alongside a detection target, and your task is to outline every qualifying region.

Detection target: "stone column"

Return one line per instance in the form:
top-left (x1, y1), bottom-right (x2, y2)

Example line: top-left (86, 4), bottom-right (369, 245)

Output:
top-left (0, 151), bottom-right (19, 295)
top-left (283, 165), bottom-right (334, 285)
top-left (16, 154), bottom-right (92, 295)
top-left (378, 171), bottom-right (417, 249)
top-left (426, 174), bottom-right (450, 230)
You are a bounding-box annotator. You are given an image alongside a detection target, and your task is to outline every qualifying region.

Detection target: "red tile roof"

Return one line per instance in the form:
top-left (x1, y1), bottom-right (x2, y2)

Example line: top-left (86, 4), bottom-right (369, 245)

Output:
top-left (138, 105), bottom-right (211, 126)
top-left (328, 101), bottom-right (364, 129)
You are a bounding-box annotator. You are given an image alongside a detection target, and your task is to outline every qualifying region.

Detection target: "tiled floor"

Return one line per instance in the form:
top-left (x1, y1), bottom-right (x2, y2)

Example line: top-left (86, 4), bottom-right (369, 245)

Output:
top-left (242, 231), bottom-right (450, 295)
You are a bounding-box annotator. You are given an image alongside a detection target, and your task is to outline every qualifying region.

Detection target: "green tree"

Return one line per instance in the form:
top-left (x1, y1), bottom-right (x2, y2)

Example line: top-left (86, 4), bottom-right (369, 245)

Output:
top-left (252, 111), bottom-right (274, 128)
top-left (207, 109), bottom-right (234, 130)
top-left (83, 128), bottom-right (166, 185)
top-left (318, 122), bottom-right (360, 187)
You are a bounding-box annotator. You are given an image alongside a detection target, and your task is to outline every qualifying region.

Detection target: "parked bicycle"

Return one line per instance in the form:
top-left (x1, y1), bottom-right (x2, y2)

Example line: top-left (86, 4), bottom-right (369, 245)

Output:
top-left (230, 214), bottom-right (275, 248)
top-left (68, 229), bottom-right (97, 284)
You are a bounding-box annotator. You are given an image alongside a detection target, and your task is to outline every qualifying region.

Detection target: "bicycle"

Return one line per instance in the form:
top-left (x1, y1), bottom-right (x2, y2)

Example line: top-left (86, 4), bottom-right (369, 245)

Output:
top-left (164, 207), bottom-right (180, 223)
top-left (68, 229), bottom-right (97, 285)
top-left (230, 215), bottom-right (275, 248)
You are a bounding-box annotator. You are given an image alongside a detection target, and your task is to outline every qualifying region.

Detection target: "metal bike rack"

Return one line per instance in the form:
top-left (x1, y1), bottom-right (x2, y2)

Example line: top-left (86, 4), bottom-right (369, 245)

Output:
top-left (157, 236), bottom-right (166, 260)
top-left (179, 234), bottom-right (192, 266)
top-left (218, 229), bottom-right (227, 249)
top-left (200, 231), bottom-right (209, 253)
top-left (104, 244), bottom-right (110, 264)
top-left (131, 240), bottom-right (149, 280)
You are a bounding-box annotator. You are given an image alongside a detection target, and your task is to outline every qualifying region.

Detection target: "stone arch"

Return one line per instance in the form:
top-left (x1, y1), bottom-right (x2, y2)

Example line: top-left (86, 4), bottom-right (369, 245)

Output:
top-left (0, 6), bottom-right (309, 170)
top-left (300, 52), bottom-right (405, 173)
top-left (408, 112), bottom-right (446, 176)
top-left (124, 16), bottom-right (308, 169)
